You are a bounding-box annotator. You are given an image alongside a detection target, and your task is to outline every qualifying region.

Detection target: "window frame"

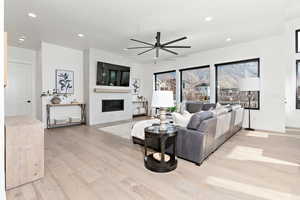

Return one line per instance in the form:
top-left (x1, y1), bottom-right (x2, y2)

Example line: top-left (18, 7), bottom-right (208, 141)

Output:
top-left (296, 29), bottom-right (300, 53)
top-left (179, 65), bottom-right (210, 102)
top-left (215, 58), bottom-right (260, 110)
top-left (296, 60), bottom-right (300, 109)
top-left (153, 70), bottom-right (177, 92)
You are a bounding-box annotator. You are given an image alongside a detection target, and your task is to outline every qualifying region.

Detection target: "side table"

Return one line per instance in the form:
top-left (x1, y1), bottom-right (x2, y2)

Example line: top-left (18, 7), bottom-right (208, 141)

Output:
top-left (144, 125), bottom-right (177, 172)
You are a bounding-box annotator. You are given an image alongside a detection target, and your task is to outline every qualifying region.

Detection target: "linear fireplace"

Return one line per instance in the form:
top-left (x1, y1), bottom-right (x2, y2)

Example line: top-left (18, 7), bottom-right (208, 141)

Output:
top-left (102, 99), bottom-right (124, 112)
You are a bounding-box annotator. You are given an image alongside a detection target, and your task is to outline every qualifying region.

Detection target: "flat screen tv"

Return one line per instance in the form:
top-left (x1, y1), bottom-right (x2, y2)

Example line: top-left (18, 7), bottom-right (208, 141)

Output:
top-left (96, 62), bottom-right (130, 87)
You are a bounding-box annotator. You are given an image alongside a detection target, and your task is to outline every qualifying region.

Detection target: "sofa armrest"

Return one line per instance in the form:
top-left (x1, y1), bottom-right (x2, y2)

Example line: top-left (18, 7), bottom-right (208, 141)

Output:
top-left (173, 127), bottom-right (206, 164)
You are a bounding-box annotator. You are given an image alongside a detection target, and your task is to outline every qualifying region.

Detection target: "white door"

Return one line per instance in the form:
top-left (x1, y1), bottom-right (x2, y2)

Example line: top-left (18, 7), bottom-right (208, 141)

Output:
top-left (5, 62), bottom-right (33, 116)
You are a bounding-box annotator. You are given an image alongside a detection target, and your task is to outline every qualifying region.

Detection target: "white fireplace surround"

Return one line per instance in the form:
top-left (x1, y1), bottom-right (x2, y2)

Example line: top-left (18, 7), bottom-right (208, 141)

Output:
top-left (88, 91), bottom-right (132, 125)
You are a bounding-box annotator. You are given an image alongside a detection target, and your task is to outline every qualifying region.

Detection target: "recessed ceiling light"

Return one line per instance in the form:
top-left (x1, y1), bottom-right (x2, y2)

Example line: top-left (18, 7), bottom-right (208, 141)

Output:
top-left (77, 33), bottom-right (85, 38)
top-left (28, 13), bottom-right (37, 18)
top-left (204, 16), bottom-right (213, 22)
top-left (226, 38), bottom-right (232, 42)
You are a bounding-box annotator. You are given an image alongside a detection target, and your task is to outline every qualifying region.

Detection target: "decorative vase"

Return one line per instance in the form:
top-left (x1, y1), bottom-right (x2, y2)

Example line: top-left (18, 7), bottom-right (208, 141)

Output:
top-left (50, 95), bottom-right (61, 104)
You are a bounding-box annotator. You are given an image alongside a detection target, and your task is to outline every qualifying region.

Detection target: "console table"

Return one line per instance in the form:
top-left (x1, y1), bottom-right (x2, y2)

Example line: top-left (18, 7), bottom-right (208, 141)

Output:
top-left (132, 100), bottom-right (148, 117)
top-left (46, 103), bottom-right (86, 129)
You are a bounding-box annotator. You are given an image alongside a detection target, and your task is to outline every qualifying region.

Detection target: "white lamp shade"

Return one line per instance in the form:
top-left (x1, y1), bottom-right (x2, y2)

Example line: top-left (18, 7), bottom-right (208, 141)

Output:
top-left (152, 91), bottom-right (174, 108)
top-left (239, 77), bottom-right (260, 91)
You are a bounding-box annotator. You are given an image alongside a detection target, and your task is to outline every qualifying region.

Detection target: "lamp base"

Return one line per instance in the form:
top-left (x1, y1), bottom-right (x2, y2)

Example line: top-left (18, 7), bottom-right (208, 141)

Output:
top-left (159, 108), bottom-right (168, 131)
top-left (244, 128), bottom-right (255, 131)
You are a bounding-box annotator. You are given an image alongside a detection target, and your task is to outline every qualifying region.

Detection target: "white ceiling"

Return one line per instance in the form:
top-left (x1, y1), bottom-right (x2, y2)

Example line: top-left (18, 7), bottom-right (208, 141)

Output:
top-left (4, 0), bottom-right (300, 63)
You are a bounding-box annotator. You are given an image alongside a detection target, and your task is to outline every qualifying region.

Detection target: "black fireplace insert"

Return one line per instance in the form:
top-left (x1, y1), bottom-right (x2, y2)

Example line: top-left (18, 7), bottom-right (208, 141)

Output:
top-left (102, 99), bottom-right (124, 112)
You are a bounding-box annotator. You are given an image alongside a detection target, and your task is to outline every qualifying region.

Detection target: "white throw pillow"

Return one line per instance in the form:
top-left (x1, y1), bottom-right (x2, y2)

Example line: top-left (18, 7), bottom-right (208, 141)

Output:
top-left (172, 112), bottom-right (192, 127)
top-left (232, 104), bottom-right (242, 110)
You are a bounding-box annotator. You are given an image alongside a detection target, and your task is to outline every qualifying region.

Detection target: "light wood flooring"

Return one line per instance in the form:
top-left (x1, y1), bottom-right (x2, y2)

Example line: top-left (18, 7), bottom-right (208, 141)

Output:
top-left (6, 124), bottom-right (300, 200)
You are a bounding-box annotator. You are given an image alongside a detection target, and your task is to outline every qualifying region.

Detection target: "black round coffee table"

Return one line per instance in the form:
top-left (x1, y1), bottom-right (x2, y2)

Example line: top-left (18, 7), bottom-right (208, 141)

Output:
top-left (144, 125), bottom-right (177, 173)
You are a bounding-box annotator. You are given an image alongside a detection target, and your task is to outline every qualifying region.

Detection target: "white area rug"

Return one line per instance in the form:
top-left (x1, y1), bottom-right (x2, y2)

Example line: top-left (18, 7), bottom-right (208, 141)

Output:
top-left (98, 122), bottom-right (135, 139)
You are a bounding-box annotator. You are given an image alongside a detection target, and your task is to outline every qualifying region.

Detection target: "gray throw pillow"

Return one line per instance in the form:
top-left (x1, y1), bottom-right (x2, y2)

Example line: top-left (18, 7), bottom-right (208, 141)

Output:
top-left (186, 103), bottom-right (203, 113)
top-left (202, 104), bottom-right (216, 111)
top-left (187, 111), bottom-right (213, 130)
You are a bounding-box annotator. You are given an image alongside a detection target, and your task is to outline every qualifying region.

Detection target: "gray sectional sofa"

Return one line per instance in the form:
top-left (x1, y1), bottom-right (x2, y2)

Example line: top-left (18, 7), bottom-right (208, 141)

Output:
top-left (132, 102), bottom-right (244, 166)
top-left (171, 102), bottom-right (244, 165)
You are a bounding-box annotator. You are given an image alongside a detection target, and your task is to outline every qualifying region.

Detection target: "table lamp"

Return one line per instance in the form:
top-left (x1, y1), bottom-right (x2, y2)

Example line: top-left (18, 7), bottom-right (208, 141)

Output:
top-left (152, 90), bottom-right (174, 131)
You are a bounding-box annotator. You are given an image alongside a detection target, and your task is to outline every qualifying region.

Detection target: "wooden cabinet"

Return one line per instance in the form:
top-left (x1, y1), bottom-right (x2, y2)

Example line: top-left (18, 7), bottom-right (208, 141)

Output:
top-left (5, 116), bottom-right (44, 190)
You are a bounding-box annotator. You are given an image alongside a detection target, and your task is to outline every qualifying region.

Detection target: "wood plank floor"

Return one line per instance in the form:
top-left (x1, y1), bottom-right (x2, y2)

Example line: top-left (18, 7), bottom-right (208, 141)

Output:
top-left (6, 124), bottom-right (300, 200)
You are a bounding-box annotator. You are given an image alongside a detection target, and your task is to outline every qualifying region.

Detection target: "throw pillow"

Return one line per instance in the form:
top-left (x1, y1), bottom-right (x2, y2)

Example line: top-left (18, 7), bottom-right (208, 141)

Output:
top-left (187, 111), bottom-right (213, 130)
top-left (171, 112), bottom-right (192, 127)
top-left (202, 103), bottom-right (216, 111)
top-left (186, 102), bottom-right (203, 113)
top-left (232, 104), bottom-right (242, 110)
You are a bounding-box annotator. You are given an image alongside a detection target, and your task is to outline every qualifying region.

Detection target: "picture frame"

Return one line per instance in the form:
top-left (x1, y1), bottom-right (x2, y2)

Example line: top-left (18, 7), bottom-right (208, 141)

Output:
top-left (131, 78), bottom-right (141, 95)
top-left (55, 69), bottom-right (74, 94)
top-left (296, 29), bottom-right (300, 53)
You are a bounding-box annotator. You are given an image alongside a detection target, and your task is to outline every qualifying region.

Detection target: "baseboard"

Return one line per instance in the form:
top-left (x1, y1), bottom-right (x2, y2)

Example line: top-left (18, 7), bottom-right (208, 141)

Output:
top-left (244, 128), bottom-right (285, 134)
top-left (286, 126), bottom-right (300, 130)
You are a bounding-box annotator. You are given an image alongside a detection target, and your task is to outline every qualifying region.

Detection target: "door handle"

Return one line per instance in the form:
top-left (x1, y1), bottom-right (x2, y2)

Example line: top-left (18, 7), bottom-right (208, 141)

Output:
top-left (27, 100), bottom-right (31, 103)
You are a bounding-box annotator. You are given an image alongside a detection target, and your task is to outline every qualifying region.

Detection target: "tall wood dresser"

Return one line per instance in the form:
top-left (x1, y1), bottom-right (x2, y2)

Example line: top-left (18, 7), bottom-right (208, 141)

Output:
top-left (5, 116), bottom-right (44, 190)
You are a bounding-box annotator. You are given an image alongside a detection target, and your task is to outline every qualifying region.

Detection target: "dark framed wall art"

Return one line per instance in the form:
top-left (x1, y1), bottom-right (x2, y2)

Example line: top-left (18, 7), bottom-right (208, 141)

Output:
top-left (56, 69), bottom-right (74, 94)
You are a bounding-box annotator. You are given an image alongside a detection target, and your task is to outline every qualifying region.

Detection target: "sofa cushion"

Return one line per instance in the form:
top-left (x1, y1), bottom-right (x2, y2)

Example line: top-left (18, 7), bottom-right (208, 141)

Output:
top-left (186, 102), bottom-right (203, 113)
top-left (211, 108), bottom-right (228, 116)
top-left (171, 111), bottom-right (192, 127)
top-left (201, 104), bottom-right (216, 111)
top-left (187, 111), bottom-right (213, 130)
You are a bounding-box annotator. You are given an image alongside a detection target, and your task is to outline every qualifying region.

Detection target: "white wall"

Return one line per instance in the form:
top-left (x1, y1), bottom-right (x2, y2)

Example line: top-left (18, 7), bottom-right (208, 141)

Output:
top-left (285, 17), bottom-right (300, 128)
top-left (142, 36), bottom-right (286, 133)
top-left (7, 46), bottom-right (37, 118)
top-left (41, 42), bottom-right (84, 126)
top-left (84, 48), bottom-right (147, 125)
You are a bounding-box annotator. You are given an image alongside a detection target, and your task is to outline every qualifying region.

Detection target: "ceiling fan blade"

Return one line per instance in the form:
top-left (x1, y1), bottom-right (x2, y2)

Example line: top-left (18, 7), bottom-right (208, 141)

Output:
top-left (163, 45), bottom-right (191, 48)
top-left (161, 48), bottom-right (178, 55)
top-left (138, 47), bottom-right (155, 55)
top-left (156, 32), bottom-right (161, 45)
top-left (126, 46), bottom-right (153, 49)
top-left (156, 47), bottom-right (159, 58)
top-left (162, 36), bottom-right (187, 46)
top-left (130, 39), bottom-right (154, 46)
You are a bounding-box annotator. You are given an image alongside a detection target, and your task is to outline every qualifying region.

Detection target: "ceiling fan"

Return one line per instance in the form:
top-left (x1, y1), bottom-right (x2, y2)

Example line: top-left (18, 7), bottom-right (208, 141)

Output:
top-left (126, 32), bottom-right (191, 58)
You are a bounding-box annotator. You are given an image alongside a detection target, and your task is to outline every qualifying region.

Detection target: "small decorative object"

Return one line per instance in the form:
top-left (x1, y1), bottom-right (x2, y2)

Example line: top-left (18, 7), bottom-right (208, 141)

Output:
top-left (297, 29), bottom-right (300, 53)
top-left (239, 77), bottom-right (260, 131)
top-left (137, 95), bottom-right (143, 101)
top-left (50, 95), bottom-right (61, 104)
top-left (56, 69), bottom-right (74, 94)
top-left (152, 91), bottom-right (174, 131)
top-left (40, 92), bottom-right (47, 97)
top-left (132, 78), bottom-right (141, 95)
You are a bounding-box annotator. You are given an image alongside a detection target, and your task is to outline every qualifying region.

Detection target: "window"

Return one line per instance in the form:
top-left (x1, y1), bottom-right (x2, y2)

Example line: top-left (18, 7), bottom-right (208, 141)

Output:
top-left (154, 70), bottom-right (176, 99)
top-left (215, 58), bottom-right (260, 109)
top-left (180, 66), bottom-right (210, 102)
top-left (296, 60), bottom-right (300, 109)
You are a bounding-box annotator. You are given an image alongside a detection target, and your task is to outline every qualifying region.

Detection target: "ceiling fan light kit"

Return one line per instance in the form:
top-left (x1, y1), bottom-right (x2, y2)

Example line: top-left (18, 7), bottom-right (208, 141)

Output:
top-left (127, 32), bottom-right (191, 58)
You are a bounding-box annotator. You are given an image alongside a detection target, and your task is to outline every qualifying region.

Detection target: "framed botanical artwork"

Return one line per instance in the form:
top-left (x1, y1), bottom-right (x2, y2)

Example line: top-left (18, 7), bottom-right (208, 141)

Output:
top-left (296, 29), bottom-right (300, 53)
top-left (131, 78), bottom-right (141, 95)
top-left (56, 69), bottom-right (74, 94)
